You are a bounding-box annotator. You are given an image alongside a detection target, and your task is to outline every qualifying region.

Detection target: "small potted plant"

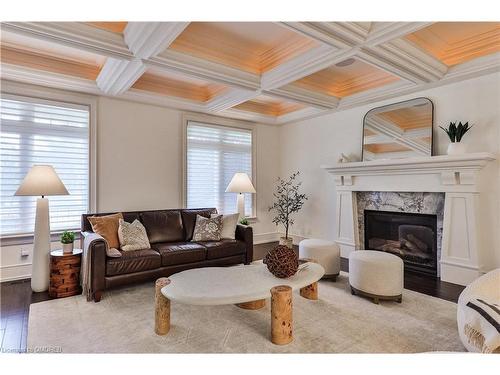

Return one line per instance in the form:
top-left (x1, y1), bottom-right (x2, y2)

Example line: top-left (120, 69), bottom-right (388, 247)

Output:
top-left (440, 121), bottom-right (472, 155)
top-left (61, 231), bottom-right (75, 254)
top-left (239, 217), bottom-right (249, 226)
top-left (269, 171), bottom-right (308, 249)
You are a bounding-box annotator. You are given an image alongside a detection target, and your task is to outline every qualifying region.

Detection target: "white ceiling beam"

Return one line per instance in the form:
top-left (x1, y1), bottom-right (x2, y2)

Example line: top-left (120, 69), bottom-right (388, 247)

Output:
top-left (0, 63), bottom-right (101, 95)
top-left (261, 45), bottom-right (357, 90)
top-left (124, 22), bottom-right (189, 58)
top-left (98, 23), bottom-right (190, 96)
top-left (358, 43), bottom-right (445, 84)
top-left (0, 22), bottom-right (133, 59)
top-left (279, 22), bottom-right (357, 49)
top-left (274, 107), bottom-right (325, 124)
top-left (365, 117), bottom-right (430, 154)
top-left (338, 80), bottom-right (414, 109)
top-left (96, 58), bottom-right (146, 96)
top-left (444, 52), bottom-right (500, 82)
top-left (266, 85), bottom-right (339, 109)
top-left (124, 88), bottom-right (208, 113)
top-left (205, 88), bottom-right (260, 113)
top-left (364, 128), bottom-right (432, 144)
top-left (148, 50), bottom-right (261, 91)
top-left (364, 22), bottom-right (433, 47)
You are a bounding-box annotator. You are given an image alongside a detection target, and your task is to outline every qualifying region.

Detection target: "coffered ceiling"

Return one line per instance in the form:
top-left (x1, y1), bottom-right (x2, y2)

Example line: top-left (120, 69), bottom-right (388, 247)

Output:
top-left (1, 22), bottom-right (499, 125)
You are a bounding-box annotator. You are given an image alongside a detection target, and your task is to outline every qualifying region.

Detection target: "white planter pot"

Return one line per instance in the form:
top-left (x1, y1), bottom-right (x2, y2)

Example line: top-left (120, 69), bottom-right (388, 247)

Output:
top-left (279, 237), bottom-right (293, 249)
top-left (62, 242), bottom-right (74, 254)
top-left (447, 142), bottom-right (467, 155)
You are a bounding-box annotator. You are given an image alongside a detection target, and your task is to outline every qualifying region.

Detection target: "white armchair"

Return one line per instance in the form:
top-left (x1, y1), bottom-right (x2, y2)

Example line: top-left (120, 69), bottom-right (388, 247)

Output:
top-left (457, 268), bottom-right (500, 353)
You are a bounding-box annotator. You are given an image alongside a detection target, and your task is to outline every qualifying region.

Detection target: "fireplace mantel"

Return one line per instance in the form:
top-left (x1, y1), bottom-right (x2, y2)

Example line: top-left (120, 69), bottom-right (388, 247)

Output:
top-left (321, 152), bottom-right (495, 175)
top-left (321, 152), bottom-right (496, 193)
top-left (321, 152), bottom-right (497, 286)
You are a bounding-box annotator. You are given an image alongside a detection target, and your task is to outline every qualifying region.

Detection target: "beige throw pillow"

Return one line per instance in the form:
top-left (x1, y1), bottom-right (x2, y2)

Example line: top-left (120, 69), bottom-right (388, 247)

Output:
top-left (192, 215), bottom-right (223, 242)
top-left (118, 219), bottom-right (151, 251)
top-left (212, 213), bottom-right (239, 239)
top-left (88, 213), bottom-right (123, 249)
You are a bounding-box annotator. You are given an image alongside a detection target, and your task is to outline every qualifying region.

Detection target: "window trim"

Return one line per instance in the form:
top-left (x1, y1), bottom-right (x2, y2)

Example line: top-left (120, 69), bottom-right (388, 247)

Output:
top-left (0, 80), bottom-right (97, 242)
top-left (181, 112), bottom-right (257, 218)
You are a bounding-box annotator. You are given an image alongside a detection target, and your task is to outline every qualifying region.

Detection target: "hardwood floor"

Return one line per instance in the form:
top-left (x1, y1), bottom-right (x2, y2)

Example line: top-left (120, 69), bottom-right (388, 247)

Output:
top-left (0, 242), bottom-right (464, 353)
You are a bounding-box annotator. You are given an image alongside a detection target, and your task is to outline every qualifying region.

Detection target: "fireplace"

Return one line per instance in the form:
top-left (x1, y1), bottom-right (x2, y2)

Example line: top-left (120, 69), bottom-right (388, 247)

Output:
top-left (364, 210), bottom-right (438, 276)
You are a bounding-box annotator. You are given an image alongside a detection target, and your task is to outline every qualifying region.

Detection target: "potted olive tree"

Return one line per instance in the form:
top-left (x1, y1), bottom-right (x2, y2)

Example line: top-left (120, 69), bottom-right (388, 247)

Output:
top-left (269, 171), bottom-right (308, 248)
top-left (440, 121), bottom-right (472, 155)
top-left (61, 231), bottom-right (75, 254)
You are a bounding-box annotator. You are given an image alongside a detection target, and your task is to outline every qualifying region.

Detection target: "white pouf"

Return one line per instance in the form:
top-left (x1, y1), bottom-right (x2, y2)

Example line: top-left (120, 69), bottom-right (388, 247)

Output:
top-left (299, 239), bottom-right (340, 280)
top-left (349, 250), bottom-right (403, 304)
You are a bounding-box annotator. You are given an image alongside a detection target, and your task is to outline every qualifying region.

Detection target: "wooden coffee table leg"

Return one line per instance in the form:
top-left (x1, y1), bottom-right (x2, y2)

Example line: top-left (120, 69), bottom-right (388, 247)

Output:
top-left (236, 299), bottom-right (266, 310)
top-left (155, 277), bottom-right (171, 335)
top-left (300, 281), bottom-right (318, 300)
top-left (270, 285), bottom-right (293, 345)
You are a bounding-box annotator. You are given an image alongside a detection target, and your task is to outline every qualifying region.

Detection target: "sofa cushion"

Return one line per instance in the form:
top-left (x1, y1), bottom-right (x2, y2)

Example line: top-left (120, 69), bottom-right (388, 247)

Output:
top-left (106, 248), bottom-right (161, 276)
top-left (200, 239), bottom-right (246, 260)
top-left (181, 209), bottom-right (216, 241)
top-left (140, 210), bottom-right (184, 243)
top-left (152, 242), bottom-right (207, 266)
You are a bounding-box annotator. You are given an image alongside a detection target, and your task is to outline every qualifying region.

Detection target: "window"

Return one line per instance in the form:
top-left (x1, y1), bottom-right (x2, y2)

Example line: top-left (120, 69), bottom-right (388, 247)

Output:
top-left (0, 94), bottom-right (90, 236)
top-left (186, 120), bottom-right (254, 216)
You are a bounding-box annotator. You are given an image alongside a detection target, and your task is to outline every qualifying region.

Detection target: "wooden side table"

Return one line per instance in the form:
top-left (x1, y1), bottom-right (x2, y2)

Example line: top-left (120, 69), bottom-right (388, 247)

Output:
top-left (49, 249), bottom-right (83, 298)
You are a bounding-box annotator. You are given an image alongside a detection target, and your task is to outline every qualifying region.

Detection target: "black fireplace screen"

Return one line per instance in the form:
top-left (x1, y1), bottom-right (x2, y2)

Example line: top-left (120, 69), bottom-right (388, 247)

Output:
top-left (364, 210), bottom-right (438, 276)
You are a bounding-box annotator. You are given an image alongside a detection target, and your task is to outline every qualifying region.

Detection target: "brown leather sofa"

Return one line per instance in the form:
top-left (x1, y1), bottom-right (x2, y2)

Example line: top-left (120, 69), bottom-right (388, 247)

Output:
top-left (81, 208), bottom-right (253, 302)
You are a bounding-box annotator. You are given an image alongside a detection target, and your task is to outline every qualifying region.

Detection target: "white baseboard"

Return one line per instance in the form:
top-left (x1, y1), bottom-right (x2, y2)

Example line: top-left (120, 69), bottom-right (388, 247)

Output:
top-left (0, 263), bottom-right (32, 283)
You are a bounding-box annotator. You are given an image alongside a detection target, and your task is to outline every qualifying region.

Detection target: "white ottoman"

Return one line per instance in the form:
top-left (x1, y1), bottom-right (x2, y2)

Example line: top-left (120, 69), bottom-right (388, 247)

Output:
top-left (349, 250), bottom-right (403, 304)
top-left (299, 239), bottom-right (340, 280)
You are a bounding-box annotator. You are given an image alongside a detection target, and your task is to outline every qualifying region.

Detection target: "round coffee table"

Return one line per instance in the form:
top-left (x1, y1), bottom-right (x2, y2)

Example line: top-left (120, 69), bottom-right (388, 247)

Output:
top-left (154, 261), bottom-right (324, 345)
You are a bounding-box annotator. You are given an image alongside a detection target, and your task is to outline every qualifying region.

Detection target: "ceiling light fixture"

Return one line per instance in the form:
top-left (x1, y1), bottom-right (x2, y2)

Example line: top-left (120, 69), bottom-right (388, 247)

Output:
top-left (335, 58), bottom-right (355, 67)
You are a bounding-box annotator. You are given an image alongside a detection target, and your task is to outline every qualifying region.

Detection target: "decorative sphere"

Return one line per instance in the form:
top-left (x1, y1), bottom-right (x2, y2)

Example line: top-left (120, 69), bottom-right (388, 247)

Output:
top-left (263, 245), bottom-right (299, 278)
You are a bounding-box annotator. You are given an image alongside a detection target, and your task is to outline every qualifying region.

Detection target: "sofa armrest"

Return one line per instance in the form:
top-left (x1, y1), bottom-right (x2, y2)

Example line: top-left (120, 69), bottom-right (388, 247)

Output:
top-left (235, 225), bottom-right (253, 264)
top-left (81, 231), bottom-right (107, 301)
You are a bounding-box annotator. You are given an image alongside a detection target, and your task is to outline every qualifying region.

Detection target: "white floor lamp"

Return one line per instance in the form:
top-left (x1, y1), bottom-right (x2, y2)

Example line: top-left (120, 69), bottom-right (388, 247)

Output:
top-left (225, 172), bottom-right (256, 219)
top-left (15, 165), bottom-right (69, 292)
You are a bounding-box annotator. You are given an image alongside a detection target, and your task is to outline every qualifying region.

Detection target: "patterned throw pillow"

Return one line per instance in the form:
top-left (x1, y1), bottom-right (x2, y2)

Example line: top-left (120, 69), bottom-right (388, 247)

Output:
top-left (192, 214), bottom-right (223, 242)
top-left (118, 219), bottom-right (151, 251)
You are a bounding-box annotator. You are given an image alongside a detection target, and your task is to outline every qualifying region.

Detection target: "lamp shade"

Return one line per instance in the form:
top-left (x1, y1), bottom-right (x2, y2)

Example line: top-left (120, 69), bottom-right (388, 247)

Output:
top-left (225, 172), bottom-right (256, 193)
top-left (14, 165), bottom-right (69, 197)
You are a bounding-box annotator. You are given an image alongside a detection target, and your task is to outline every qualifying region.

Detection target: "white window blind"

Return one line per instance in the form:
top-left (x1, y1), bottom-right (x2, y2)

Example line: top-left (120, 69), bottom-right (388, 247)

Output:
top-left (186, 121), bottom-right (253, 215)
top-left (0, 95), bottom-right (90, 236)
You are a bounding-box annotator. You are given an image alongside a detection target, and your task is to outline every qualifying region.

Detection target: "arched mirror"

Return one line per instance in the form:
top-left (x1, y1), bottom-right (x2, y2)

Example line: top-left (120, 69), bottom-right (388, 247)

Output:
top-left (362, 97), bottom-right (434, 161)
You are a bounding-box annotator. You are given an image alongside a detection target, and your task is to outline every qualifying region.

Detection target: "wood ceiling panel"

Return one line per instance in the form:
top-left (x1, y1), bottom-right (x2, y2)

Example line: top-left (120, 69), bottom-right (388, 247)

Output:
top-left (169, 22), bottom-right (318, 74)
top-left (406, 22), bottom-right (500, 66)
top-left (378, 106), bottom-right (432, 130)
top-left (292, 58), bottom-right (400, 98)
top-left (86, 22), bottom-right (128, 33)
top-left (131, 70), bottom-right (227, 102)
top-left (364, 143), bottom-right (411, 154)
top-left (1, 46), bottom-right (100, 80)
top-left (233, 95), bottom-right (305, 116)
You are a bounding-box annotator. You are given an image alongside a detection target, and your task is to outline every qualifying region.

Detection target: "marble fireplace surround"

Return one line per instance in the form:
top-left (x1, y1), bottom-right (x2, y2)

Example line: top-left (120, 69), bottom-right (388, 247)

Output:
top-left (356, 191), bottom-right (444, 276)
top-left (321, 153), bottom-right (497, 286)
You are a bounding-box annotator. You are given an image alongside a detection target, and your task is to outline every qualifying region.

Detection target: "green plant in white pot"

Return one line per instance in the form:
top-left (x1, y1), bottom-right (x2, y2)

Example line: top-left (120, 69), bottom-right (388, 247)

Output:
top-left (61, 231), bottom-right (75, 254)
top-left (269, 171), bottom-right (308, 249)
top-left (440, 121), bottom-right (472, 155)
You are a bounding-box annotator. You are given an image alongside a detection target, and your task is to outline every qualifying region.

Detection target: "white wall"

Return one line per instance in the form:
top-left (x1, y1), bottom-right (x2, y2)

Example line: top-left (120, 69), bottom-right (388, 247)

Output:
top-left (279, 72), bottom-right (500, 267)
top-left (2, 72), bottom-right (499, 281)
top-left (0, 90), bottom-right (280, 281)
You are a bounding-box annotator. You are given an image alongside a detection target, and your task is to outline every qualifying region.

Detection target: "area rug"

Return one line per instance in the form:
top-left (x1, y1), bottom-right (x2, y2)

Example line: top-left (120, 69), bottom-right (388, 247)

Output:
top-left (27, 272), bottom-right (465, 353)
